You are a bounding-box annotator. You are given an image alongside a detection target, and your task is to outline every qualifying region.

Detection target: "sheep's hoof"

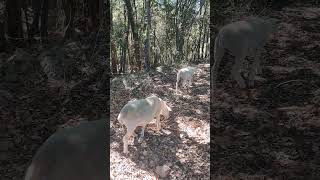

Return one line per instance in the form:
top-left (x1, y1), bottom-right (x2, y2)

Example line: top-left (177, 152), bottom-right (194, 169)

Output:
top-left (138, 137), bottom-right (144, 143)
top-left (256, 68), bottom-right (262, 75)
top-left (238, 83), bottom-right (246, 89)
top-left (248, 79), bottom-right (255, 88)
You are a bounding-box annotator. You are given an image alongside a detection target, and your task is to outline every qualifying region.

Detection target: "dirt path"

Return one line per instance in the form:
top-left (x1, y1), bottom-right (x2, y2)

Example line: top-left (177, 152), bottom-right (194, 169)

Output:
top-left (110, 63), bottom-right (210, 179)
top-left (211, 3), bottom-right (320, 179)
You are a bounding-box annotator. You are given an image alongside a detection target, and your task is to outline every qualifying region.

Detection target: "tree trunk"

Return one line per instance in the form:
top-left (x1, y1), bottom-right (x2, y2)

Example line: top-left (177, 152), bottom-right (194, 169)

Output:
top-left (99, 0), bottom-right (103, 26)
top-left (144, 0), bottom-right (151, 72)
top-left (87, 0), bottom-right (99, 31)
top-left (200, 1), bottom-right (208, 60)
top-left (120, 6), bottom-right (129, 74)
top-left (111, 41), bottom-right (118, 74)
top-left (174, 0), bottom-right (179, 63)
top-left (205, 26), bottom-right (209, 59)
top-left (40, 0), bottom-right (48, 43)
top-left (123, 0), bottom-right (141, 71)
top-left (0, 21), bottom-right (6, 52)
top-left (62, 0), bottom-right (75, 39)
top-left (6, 0), bottom-right (24, 46)
top-left (195, 1), bottom-right (204, 61)
top-left (201, 22), bottom-right (207, 60)
top-left (98, 0), bottom-right (110, 93)
top-left (128, 34), bottom-right (133, 73)
top-left (133, 0), bottom-right (138, 25)
top-left (31, 0), bottom-right (41, 36)
top-left (153, 29), bottom-right (158, 68)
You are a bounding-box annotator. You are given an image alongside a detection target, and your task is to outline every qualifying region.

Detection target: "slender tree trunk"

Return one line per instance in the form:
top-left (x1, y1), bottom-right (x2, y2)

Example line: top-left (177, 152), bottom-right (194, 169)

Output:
top-left (123, 0), bottom-right (141, 71)
top-left (22, 0), bottom-right (31, 45)
top-left (98, 0), bottom-right (110, 93)
top-left (153, 29), bottom-right (158, 68)
top-left (87, 0), bottom-right (99, 31)
top-left (133, 0), bottom-right (137, 23)
top-left (128, 33), bottom-right (134, 73)
top-left (200, 2), bottom-right (208, 60)
top-left (6, 0), bottom-right (23, 46)
top-left (201, 23), bottom-right (207, 60)
top-left (31, 0), bottom-right (41, 36)
top-left (144, 0), bottom-right (151, 72)
top-left (195, 1), bottom-right (204, 61)
top-left (30, 0), bottom-right (48, 43)
top-left (111, 41), bottom-right (118, 74)
top-left (174, 0), bottom-right (180, 63)
top-left (62, 0), bottom-right (75, 39)
top-left (0, 21), bottom-right (5, 52)
top-left (40, 0), bottom-right (48, 43)
top-left (120, 7), bottom-right (129, 74)
top-left (99, 0), bottom-right (103, 26)
top-left (205, 25), bottom-right (209, 59)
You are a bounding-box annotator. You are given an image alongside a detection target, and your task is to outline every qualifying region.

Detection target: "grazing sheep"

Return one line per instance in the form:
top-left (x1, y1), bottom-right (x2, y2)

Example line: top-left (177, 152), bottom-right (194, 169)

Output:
top-left (117, 94), bottom-right (172, 154)
top-left (211, 17), bottom-right (277, 89)
top-left (176, 66), bottom-right (197, 94)
top-left (24, 120), bottom-right (107, 180)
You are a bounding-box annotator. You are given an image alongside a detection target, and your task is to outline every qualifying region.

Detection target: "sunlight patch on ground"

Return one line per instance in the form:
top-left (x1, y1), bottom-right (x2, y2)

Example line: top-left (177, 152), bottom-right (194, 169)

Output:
top-left (197, 94), bottom-right (209, 102)
top-left (110, 150), bottom-right (157, 180)
top-left (175, 116), bottom-right (210, 144)
top-left (181, 94), bottom-right (193, 99)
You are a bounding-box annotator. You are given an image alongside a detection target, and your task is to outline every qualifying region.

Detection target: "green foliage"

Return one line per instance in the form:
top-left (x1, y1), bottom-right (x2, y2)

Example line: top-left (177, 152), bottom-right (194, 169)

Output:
top-left (112, 0), bottom-right (209, 73)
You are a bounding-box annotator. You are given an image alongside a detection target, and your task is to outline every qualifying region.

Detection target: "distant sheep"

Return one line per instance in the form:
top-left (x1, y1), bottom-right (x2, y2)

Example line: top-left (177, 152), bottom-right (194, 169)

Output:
top-left (211, 17), bottom-right (277, 88)
top-left (117, 94), bottom-right (172, 154)
top-left (176, 66), bottom-right (197, 94)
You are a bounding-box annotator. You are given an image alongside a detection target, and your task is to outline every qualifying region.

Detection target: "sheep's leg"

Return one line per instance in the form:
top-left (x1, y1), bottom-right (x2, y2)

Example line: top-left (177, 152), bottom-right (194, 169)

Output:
top-left (248, 49), bottom-right (262, 87)
top-left (181, 79), bottom-right (187, 92)
top-left (232, 53), bottom-right (246, 89)
top-left (176, 74), bottom-right (180, 94)
top-left (211, 37), bottom-right (225, 88)
top-left (175, 82), bottom-right (179, 94)
top-left (254, 49), bottom-right (263, 75)
top-left (138, 125), bottom-right (146, 143)
top-left (123, 127), bottom-right (135, 154)
top-left (156, 115), bottom-right (161, 133)
top-left (187, 78), bottom-right (192, 93)
top-left (189, 77), bottom-right (193, 87)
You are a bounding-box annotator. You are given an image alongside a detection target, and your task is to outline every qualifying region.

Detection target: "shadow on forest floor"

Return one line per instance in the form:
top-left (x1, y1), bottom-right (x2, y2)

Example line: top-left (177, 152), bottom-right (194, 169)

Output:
top-left (211, 3), bottom-right (320, 179)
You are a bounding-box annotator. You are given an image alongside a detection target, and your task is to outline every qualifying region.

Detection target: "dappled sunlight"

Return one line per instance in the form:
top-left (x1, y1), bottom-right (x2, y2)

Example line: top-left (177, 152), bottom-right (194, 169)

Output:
top-left (197, 94), bottom-right (210, 102)
top-left (110, 150), bottom-right (157, 180)
top-left (110, 63), bottom-right (210, 178)
top-left (175, 116), bottom-right (210, 144)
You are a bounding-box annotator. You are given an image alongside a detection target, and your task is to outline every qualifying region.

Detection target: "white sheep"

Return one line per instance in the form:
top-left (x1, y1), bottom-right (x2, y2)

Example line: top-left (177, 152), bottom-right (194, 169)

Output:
top-left (176, 66), bottom-right (197, 94)
top-left (211, 17), bottom-right (277, 88)
top-left (24, 120), bottom-right (107, 180)
top-left (117, 94), bottom-right (172, 154)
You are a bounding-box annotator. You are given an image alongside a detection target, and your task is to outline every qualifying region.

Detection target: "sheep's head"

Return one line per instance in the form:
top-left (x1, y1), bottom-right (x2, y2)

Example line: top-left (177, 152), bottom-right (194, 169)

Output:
top-left (160, 98), bottom-right (172, 119)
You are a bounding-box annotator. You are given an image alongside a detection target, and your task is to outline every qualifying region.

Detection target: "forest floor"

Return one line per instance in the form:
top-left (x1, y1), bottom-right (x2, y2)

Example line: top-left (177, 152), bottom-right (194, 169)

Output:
top-left (110, 63), bottom-right (210, 179)
top-left (211, 3), bottom-right (320, 179)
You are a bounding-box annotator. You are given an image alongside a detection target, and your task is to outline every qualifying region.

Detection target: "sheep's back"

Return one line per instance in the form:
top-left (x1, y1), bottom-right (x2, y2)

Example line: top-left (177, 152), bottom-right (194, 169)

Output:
top-left (118, 99), bottom-right (155, 126)
top-left (219, 18), bottom-right (273, 55)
